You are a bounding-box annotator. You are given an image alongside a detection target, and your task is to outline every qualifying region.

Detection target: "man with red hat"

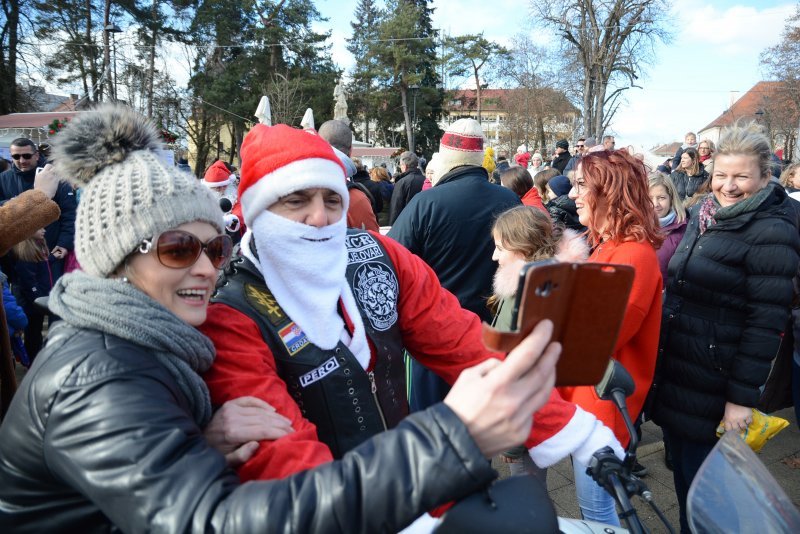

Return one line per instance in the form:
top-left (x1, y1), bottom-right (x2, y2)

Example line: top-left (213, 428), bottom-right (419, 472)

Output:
top-left (200, 124), bottom-right (622, 487)
top-left (202, 160), bottom-right (238, 200)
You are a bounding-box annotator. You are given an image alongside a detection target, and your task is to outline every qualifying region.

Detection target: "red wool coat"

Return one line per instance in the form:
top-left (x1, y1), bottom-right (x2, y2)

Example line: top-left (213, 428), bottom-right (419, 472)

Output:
top-left (559, 239), bottom-right (662, 446)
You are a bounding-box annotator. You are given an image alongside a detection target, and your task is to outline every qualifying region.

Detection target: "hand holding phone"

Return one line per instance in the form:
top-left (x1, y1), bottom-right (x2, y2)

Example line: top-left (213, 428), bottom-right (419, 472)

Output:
top-left (33, 164), bottom-right (59, 199)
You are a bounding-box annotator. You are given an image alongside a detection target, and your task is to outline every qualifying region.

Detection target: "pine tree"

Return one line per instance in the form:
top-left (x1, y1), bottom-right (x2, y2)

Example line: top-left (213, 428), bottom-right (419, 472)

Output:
top-left (346, 0), bottom-right (382, 143)
top-left (370, 0), bottom-right (442, 154)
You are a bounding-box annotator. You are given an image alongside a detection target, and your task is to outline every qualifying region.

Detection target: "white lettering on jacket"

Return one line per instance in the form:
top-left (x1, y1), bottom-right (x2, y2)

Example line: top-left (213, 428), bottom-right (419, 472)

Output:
top-left (299, 357), bottom-right (341, 388)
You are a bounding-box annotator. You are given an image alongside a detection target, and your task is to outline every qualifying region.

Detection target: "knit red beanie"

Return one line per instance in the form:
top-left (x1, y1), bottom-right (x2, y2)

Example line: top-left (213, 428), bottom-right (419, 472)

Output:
top-left (238, 124), bottom-right (347, 227)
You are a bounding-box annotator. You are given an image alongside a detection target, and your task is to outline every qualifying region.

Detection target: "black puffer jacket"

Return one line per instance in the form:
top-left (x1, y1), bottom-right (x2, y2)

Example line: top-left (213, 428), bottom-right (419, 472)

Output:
top-left (546, 194), bottom-right (586, 233)
top-left (0, 323), bottom-right (496, 532)
top-left (388, 165), bottom-right (520, 321)
top-left (670, 168), bottom-right (708, 203)
top-left (653, 183), bottom-right (800, 443)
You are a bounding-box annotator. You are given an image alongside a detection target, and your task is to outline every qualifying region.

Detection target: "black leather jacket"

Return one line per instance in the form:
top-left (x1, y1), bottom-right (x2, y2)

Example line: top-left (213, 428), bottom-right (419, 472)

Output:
top-left (0, 323), bottom-right (495, 533)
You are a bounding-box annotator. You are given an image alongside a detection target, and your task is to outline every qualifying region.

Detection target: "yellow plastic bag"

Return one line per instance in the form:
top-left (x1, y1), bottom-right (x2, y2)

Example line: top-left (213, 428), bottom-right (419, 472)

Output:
top-left (716, 408), bottom-right (790, 452)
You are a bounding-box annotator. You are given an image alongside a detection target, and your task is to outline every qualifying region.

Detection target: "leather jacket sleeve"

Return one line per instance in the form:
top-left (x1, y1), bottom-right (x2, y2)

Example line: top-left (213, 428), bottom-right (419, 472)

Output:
top-left (17, 337), bottom-right (495, 533)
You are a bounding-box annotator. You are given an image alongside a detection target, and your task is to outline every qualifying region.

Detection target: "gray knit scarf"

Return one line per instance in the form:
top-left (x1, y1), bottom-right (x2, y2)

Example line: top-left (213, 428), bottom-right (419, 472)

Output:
top-left (49, 270), bottom-right (215, 427)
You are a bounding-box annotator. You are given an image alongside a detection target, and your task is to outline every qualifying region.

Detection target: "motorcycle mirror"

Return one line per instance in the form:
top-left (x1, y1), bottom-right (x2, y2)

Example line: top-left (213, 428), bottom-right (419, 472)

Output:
top-left (595, 360), bottom-right (635, 401)
top-left (219, 197), bottom-right (233, 213)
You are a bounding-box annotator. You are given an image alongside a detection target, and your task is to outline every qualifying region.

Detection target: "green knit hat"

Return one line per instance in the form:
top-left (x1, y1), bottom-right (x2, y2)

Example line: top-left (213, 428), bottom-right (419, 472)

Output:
top-left (52, 104), bottom-right (223, 278)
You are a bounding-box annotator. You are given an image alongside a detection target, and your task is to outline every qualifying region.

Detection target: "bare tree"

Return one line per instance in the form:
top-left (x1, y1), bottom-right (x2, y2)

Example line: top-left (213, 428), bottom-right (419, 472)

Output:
top-left (761, 4), bottom-right (800, 159)
top-left (530, 0), bottom-right (670, 138)
top-left (499, 34), bottom-right (570, 153)
top-left (265, 72), bottom-right (307, 126)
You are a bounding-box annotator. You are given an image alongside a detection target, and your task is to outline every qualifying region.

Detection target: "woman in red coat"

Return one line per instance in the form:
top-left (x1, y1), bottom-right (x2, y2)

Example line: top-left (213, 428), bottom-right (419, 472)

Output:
top-left (560, 149), bottom-right (663, 525)
top-left (498, 166), bottom-right (550, 218)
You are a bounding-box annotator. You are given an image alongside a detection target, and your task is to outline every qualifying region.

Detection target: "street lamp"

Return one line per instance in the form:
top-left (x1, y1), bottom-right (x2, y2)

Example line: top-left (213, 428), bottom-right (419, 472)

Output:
top-left (408, 84), bottom-right (419, 152)
top-left (104, 24), bottom-right (122, 101)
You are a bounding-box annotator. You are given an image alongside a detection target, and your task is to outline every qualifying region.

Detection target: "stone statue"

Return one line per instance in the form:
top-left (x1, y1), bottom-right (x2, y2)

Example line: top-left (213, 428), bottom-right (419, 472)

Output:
top-left (333, 81), bottom-right (349, 124)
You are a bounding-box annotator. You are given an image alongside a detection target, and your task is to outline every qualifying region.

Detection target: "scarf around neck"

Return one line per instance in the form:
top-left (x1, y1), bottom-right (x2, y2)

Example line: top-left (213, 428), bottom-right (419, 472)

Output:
top-left (659, 210), bottom-right (677, 228)
top-left (697, 183), bottom-right (774, 234)
top-left (48, 270), bottom-right (215, 426)
top-left (244, 211), bottom-right (371, 368)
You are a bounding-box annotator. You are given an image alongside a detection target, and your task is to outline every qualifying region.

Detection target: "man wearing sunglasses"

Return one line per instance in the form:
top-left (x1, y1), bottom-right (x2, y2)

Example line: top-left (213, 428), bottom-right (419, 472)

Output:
top-left (0, 138), bottom-right (77, 359)
top-left (200, 124), bottom-right (622, 494)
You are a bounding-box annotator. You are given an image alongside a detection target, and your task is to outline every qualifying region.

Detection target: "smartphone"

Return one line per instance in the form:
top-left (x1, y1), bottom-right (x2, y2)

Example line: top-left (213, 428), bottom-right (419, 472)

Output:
top-left (482, 260), bottom-right (635, 386)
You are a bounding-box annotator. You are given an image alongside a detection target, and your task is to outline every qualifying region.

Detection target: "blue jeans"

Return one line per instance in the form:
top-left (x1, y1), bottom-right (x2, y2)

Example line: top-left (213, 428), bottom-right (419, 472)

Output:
top-left (661, 427), bottom-right (716, 533)
top-left (572, 456), bottom-right (620, 526)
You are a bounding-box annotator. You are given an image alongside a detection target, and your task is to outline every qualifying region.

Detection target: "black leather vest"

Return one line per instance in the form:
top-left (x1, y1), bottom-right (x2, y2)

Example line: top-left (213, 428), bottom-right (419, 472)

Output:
top-left (212, 230), bottom-right (408, 458)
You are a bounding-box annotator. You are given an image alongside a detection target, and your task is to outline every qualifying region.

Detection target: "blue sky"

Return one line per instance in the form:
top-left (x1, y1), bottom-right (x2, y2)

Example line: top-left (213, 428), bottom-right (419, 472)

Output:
top-left (314, 0), bottom-right (796, 149)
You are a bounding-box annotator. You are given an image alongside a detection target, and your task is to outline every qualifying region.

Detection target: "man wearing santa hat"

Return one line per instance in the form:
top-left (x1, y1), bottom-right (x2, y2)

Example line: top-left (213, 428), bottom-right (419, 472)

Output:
top-left (200, 124), bottom-right (623, 487)
top-left (201, 160), bottom-right (238, 201)
top-left (201, 160), bottom-right (242, 238)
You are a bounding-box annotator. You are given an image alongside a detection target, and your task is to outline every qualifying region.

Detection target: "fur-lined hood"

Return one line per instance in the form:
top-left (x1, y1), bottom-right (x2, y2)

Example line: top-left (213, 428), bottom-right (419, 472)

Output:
top-left (555, 228), bottom-right (590, 262)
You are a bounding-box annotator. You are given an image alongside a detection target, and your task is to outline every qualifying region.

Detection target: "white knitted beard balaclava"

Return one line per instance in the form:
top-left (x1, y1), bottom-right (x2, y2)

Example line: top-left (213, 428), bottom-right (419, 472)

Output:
top-left (242, 212), bottom-right (371, 368)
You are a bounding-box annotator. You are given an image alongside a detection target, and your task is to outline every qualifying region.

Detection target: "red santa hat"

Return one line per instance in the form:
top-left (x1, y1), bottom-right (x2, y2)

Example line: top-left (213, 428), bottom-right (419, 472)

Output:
top-left (238, 124), bottom-right (348, 227)
top-left (202, 160), bottom-right (235, 188)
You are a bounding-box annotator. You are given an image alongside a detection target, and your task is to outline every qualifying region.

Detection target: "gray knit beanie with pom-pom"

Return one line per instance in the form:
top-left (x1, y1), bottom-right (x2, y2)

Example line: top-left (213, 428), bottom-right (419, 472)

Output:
top-left (52, 104), bottom-right (223, 278)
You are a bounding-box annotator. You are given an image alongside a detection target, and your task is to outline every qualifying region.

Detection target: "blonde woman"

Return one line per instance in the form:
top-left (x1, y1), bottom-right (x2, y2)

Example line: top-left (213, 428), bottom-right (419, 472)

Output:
top-left (780, 162), bottom-right (800, 194)
top-left (648, 173), bottom-right (687, 285)
top-left (369, 166), bottom-right (393, 226)
top-left (698, 140), bottom-right (715, 175)
top-left (653, 123), bottom-right (800, 533)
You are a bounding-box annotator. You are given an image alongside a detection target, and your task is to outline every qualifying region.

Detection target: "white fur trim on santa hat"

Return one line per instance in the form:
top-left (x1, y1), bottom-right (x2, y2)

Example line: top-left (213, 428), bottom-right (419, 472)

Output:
top-left (201, 173), bottom-right (235, 188)
top-left (240, 157), bottom-right (349, 227)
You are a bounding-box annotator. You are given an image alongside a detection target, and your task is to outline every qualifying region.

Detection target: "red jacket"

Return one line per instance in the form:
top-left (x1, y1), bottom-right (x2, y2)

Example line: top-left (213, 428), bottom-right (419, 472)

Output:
top-left (521, 188), bottom-right (551, 218)
top-left (559, 240), bottom-right (662, 446)
top-left (202, 232), bottom-right (611, 481)
top-left (347, 188), bottom-right (379, 232)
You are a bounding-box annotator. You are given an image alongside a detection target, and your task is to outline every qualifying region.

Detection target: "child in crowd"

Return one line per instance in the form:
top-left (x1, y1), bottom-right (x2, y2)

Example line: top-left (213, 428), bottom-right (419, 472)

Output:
top-left (489, 206), bottom-right (589, 480)
top-left (1, 267), bottom-right (29, 366)
top-left (11, 229), bottom-right (53, 361)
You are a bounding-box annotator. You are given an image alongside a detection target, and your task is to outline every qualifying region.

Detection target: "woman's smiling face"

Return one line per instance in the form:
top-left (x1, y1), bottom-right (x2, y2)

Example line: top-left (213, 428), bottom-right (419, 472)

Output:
top-left (711, 154), bottom-right (768, 208)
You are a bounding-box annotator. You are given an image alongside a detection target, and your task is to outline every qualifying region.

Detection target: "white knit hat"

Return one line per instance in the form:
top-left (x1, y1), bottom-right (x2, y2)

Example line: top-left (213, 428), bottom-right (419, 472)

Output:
top-left (433, 118), bottom-right (485, 185)
top-left (238, 124), bottom-right (348, 227)
top-left (52, 104), bottom-right (223, 278)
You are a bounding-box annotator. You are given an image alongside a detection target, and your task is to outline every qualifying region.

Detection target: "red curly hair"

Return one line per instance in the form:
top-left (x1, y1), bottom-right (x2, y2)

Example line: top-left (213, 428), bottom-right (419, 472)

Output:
top-left (577, 149), bottom-right (663, 248)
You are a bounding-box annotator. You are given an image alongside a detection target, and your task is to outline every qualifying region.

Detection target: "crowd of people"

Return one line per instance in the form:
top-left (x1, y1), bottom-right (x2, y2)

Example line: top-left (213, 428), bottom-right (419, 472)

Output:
top-left (0, 105), bottom-right (798, 534)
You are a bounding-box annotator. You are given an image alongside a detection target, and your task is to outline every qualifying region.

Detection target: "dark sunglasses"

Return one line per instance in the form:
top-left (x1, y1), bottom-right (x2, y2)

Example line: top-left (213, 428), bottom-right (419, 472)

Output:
top-left (138, 230), bottom-right (233, 269)
top-left (11, 153), bottom-right (36, 160)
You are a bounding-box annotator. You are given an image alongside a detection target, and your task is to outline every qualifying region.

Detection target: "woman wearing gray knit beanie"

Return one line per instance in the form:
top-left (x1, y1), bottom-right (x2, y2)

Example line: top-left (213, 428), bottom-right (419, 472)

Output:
top-left (0, 104), bottom-right (561, 532)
